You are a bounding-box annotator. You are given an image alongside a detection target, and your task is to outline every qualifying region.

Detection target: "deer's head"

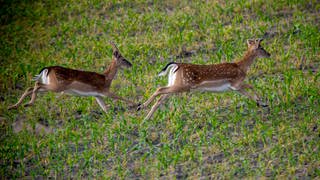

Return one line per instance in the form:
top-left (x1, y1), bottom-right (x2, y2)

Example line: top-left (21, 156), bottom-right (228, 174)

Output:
top-left (109, 41), bottom-right (132, 68)
top-left (247, 38), bottom-right (271, 58)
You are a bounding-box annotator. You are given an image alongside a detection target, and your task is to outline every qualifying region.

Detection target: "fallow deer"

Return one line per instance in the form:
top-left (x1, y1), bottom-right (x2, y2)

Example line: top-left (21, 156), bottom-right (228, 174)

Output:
top-left (138, 38), bottom-right (271, 120)
top-left (8, 41), bottom-right (137, 113)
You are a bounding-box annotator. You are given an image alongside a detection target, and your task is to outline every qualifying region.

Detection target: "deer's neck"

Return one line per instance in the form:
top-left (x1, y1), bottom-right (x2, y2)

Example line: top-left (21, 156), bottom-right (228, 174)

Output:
top-left (236, 51), bottom-right (257, 73)
top-left (104, 61), bottom-right (118, 82)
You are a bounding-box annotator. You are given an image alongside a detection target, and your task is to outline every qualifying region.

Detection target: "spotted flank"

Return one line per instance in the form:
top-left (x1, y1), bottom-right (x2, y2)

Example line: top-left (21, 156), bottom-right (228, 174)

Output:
top-left (32, 68), bottom-right (50, 84)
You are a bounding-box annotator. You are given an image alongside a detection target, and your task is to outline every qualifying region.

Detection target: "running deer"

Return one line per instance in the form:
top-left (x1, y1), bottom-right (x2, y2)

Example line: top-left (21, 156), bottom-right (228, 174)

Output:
top-left (137, 38), bottom-right (271, 120)
top-left (8, 41), bottom-right (137, 113)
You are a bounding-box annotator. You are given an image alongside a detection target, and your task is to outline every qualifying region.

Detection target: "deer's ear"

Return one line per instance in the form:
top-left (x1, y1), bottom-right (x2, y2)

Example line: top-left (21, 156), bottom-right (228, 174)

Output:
top-left (247, 39), bottom-right (255, 46)
top-left (113, 50), bottom-right (121, 59)
top-left (109, 41), bottom-right (122, 59)
top-left (109, 41), bottom-right (119, 52)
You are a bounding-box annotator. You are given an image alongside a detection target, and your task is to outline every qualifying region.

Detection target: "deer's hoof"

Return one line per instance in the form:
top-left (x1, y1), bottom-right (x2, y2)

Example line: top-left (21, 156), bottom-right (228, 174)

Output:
top-left (23, 103), bottom-right (32, 107)
top-left (8, 105), bottom-right (17, 110)
top-left (256, 101), bottom-right (268, 108)
top-left (136, 103), bottom-right (143, 111)
top-left (127, 104), bottom-right (139, 110)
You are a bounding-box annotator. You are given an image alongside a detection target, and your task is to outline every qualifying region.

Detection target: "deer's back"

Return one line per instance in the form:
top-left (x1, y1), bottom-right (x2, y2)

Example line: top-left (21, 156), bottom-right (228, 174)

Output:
top-left (42, 66), bottom-right (107, 89)
top-left (176, 63), bottom-right (245, 85)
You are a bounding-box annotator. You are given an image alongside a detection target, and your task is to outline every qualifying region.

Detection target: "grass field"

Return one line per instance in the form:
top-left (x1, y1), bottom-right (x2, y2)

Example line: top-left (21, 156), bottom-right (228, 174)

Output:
top-left (0, 0), bottom-right (319, 178)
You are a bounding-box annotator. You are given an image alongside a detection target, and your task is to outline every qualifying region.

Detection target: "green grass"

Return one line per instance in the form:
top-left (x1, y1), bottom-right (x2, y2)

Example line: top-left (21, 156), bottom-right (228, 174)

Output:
top-left (1, 0), bottom-right (319, 178)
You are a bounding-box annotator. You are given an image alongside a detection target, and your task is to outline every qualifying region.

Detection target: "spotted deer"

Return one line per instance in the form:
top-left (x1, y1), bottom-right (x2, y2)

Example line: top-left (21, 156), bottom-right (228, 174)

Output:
top-left (8, 41), bottom-right (137, 113)
top-left (138, 38), bottom-right (271, 120)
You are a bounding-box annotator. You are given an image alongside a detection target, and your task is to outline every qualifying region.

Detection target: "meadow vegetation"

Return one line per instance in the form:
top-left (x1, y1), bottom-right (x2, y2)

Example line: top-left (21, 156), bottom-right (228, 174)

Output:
top-left (0, 0), bottom-right (319, 178)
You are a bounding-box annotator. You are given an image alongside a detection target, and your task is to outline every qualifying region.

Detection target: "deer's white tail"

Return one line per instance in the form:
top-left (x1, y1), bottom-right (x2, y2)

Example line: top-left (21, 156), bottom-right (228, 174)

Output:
top-left (33, 68), bottom-right (49, 84)
top-left (158, 62), bottom-right (179, 77)
top-left (158, 62), bottom-right (179, 86)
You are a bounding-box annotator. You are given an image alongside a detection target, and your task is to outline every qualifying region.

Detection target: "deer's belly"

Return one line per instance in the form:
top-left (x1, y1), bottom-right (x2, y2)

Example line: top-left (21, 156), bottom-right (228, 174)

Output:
top-left (193, 81), bottom-right (231, 92)
top-left (64, 82), bottom-right (104, 96)
top-left (64, 89), bottom-right (103, 96)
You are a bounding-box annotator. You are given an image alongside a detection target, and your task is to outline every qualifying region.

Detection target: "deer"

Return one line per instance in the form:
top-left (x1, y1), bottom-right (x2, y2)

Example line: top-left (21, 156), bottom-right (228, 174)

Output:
top-left (8, 41), bottom-right (137, 113)
top-left (137, 38), bottom-right (271, 121)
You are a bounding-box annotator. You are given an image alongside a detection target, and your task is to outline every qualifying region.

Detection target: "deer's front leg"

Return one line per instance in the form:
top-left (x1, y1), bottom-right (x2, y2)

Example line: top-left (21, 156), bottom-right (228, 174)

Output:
top-left (24, 82), bottom-right (42, 107)
top-left (143, 94), bottom-right (169, 122)
top-left (95, 97), bottom-right (109, 113)
top-left (8, 87), bottom-right (34, 110)
top-left (234, 84), bottom-right (268, 107)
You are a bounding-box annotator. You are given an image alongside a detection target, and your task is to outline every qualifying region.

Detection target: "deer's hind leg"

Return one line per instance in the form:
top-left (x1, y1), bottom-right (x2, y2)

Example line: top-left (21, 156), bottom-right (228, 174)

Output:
top-left (24, 82), bottom-right (47, 107)
top-left (8, 87), bottom-right (34, 110)
top-left (138, 85), bottom-right (186, 111)
top-left (143, 94), bottom-right (169, 121)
